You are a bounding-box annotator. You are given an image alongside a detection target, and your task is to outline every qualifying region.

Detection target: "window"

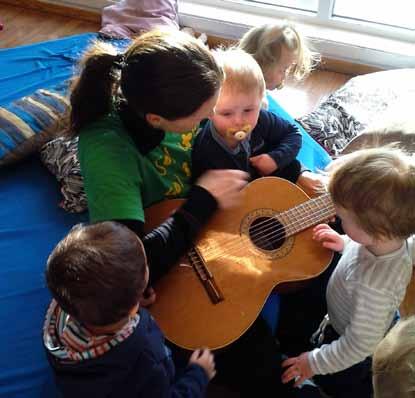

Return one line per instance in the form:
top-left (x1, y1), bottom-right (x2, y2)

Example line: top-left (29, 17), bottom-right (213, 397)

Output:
top-left (202, 0), bottom-right (414, 41)
top-left (245, 0), bottom-right (318, 13)
top-left (333, 0), bottom-right (413, 30)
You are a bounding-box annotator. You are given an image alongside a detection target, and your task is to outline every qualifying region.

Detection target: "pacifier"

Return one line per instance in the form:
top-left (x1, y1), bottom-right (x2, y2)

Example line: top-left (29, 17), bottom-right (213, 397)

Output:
top-left (234, 130), bottom-right (247, 141)
top-left (227, 124), bottom-right (252, 142)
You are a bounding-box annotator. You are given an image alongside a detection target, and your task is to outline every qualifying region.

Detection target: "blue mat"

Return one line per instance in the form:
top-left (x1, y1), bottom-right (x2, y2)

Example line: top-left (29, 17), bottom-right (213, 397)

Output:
top-left (0, 34), bottom-right (331, 398)
top-left (0, 157), bottom-right (86, 398)
top-left (0, 33), bottom-right (98, 106)
top-left (0, 33), bottom-right (95, 398)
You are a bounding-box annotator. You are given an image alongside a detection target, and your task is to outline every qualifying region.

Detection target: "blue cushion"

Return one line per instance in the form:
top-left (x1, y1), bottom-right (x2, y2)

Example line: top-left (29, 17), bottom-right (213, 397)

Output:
top-left (0, 33), bottom-right (98, 167)
top-left (0, 84), bottom-right (69, 165)
top-left (0, 34), bottom-right (131, 167)
top-left (267, 93), bottom-right (332, 172)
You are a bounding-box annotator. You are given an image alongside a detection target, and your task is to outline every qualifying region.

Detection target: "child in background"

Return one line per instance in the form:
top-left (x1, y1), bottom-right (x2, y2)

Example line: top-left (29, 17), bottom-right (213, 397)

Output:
top-left (373, 316), bottom-right (415, 398)
top-left (192, 47), bottom-right (304, 184)
top-left (282, 147), bottom-right (415, 398)
top-left (238, 22), bottom-right (323, 196)
top-left (239, 22), bottom-right (319, 90)
top-left (43, 222), bottom-right (216, 398)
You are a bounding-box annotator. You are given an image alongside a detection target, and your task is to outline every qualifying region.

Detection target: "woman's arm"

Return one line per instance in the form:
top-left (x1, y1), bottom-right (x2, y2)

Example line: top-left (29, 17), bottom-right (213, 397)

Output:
top-left (118, 185), bottom-right (217, 284)
top-left (119, 170), bottom-right (248, 284)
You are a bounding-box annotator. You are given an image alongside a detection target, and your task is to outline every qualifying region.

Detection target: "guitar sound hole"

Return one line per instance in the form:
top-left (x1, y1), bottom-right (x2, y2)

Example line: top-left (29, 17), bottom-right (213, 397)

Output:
top-left (249, 217), bottom-right (285, 251)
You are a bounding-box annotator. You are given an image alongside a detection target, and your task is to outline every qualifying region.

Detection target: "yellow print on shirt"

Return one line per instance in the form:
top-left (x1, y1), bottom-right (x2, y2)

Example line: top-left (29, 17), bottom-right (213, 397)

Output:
top-left (182, 161), bottom-right (191, 178)
top-left (180, 128), bottom-right (197, 150)
top-left (155, 147), bottom-right (175, 176)
top-left (165, 175), bottom-right (184, 197)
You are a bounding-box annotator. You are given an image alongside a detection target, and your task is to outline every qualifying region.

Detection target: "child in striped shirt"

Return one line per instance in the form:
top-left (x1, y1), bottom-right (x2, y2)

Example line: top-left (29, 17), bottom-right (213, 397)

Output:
top-left (281, 147), bottom-right (415, 398)
top-left (43, 221), bottom-right (216, 398)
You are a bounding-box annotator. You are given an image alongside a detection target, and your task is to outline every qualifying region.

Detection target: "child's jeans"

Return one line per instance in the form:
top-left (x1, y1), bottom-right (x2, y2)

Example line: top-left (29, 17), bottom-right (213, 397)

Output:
top-left (312, 325), bottom-right (373, 398)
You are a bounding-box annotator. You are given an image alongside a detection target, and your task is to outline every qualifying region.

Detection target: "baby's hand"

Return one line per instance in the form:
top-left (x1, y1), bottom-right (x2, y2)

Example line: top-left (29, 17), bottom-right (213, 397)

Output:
top-left (139, 286), bottom-right (156, 307)
top-left (189, 348), bottom-right (216, 380)
top-left (313, 224), bottom-right (344, 252)
top-left (249, 154), bottom-right (277, 176)
top-left (297, 171), bottom-right (327, 198)
top-left (282, 352), bottom-right (314, 387)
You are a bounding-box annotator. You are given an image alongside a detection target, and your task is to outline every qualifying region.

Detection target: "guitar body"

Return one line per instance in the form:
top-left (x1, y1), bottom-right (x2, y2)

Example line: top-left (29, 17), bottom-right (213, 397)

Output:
top-left (145, 177), bottom-right (333, 351)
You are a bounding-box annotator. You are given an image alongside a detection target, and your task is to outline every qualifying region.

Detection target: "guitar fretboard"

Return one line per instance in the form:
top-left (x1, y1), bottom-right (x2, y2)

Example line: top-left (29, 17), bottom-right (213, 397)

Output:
top-left (281, 193), bottom-right (335, 237)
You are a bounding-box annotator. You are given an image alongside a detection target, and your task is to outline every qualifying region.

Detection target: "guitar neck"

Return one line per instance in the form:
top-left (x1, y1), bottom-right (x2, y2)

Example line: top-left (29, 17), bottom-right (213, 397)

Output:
top-left (282, 193), bottom-right (335, 237)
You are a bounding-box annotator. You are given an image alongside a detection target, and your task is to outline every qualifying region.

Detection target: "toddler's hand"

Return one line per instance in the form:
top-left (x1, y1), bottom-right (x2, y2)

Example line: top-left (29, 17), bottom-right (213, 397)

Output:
top-left (189, 348), bottom-right (216, 380)
top-left (249, 154), bottom-right (277, 176)
top-left (139, 286), bottom-right (156, 307)
top-left (282, 352), bottom-right (314, 387)
top-left (313, 224), bottom-right (344, 252)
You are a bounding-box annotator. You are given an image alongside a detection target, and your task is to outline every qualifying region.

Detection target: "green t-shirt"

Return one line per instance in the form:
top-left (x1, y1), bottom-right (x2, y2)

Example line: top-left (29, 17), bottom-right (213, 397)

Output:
top-left (78, 113), bottom-right (197, 222)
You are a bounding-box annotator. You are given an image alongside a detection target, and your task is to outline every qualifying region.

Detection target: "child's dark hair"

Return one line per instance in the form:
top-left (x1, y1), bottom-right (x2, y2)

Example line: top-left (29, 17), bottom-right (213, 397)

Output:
top-left (70, 29), bottom-right (223, 135)
top-left (46, 222), bottom-right (147, 326)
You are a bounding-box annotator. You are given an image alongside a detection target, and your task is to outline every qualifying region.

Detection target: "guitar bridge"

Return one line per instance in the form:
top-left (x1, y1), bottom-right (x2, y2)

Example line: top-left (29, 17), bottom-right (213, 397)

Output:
top-left (188, 247), bottom-right (224, 304)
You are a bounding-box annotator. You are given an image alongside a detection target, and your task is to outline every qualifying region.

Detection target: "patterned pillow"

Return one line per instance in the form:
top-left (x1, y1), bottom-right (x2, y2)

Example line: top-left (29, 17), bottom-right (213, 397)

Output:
top-left (297, 69), bottom-right (415, 156)
top-left (0, 84), bottom-right (69, 166)
top-left (40, 136), bottom-right (87, 213)
top-left (297, 97), bottom-right (363, 156)
top-left (341, 99), bottom-right (415, 154)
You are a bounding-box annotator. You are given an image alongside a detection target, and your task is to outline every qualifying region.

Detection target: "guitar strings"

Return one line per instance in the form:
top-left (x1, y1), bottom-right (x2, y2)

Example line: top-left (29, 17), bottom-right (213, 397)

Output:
top-left (248, 200), bottom-right (336, 243)
top-left (249, 203), bottom-right (335, 245)
top-left (247, 194), bottom-right (333, 239)
top-left (199, 204), bottom-right (336, 259)
top-left (228, 206), bottom-right (335, 255)
top-left (249, 206), bottom-right (336, 247)
top-left (201, 206), bottom-right (335, 259)
top-left (200, 195), bottom-right (335, 258)
top-left (201, 194), bottom-right (334, 256)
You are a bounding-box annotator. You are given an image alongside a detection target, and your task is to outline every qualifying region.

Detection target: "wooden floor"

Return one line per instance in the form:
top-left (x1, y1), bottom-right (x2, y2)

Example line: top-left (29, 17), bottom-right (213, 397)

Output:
top-left (1, 2), bottom-right (413, 316)
top-left (0, 2), bottom-right (352, 117)
top-left (271, 71), bottom-right (351, 118)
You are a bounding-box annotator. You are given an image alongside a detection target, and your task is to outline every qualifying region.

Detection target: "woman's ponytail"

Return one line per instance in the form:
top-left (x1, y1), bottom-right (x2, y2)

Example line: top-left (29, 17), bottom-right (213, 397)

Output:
top-left (69, 41), bottom-right (121, 136)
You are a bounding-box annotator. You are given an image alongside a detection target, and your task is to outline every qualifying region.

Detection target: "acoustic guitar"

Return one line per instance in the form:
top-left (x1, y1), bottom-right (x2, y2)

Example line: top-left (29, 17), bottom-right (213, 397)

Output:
top-left (144, 177), bottom-right (335, 351)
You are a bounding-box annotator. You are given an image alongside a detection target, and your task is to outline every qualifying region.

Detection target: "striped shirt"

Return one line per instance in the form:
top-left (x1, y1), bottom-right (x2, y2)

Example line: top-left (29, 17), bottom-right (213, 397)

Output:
top-left (309, 236), bottom-right (413, 375)
top-left (43, 300), bottom-right (140, 363)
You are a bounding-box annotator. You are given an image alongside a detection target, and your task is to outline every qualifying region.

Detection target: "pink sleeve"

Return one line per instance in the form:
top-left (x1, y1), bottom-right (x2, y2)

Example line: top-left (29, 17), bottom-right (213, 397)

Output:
top-left (100, 0), bottom-right (179, 39)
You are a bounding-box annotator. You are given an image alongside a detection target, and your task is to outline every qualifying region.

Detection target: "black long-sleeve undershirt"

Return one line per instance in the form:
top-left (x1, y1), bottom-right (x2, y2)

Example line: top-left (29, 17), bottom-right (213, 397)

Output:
top-left (116, 185), bottom-right (217, 284)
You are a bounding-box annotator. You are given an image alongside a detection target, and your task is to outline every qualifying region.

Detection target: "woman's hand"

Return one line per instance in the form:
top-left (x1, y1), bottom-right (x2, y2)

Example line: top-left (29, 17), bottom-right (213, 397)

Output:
top-left (196, 169), bottom-right (249, 209)
top-left (282, 352), bottom-right (314, 387)
top-left (297, 171), bottom-right (327, 197)
top-left (189, 348), bottom-right (216, 380)
top-left (313, 224), bottom-right (344, 252)
top-left (249, 154), bottom-right (277, 176)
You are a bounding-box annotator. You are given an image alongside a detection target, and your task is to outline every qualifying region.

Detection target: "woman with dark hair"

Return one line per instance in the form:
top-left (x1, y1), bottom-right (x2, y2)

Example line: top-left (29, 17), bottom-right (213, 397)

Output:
top-left (70, 30), bottom-right (247, 283)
